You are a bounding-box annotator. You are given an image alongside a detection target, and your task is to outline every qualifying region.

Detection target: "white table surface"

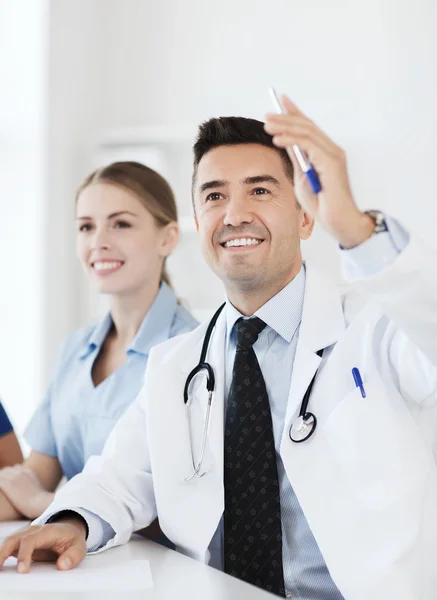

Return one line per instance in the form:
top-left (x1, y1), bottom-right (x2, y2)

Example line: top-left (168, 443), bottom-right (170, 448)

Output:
top-left (0, 523), bottom-right (277, 600)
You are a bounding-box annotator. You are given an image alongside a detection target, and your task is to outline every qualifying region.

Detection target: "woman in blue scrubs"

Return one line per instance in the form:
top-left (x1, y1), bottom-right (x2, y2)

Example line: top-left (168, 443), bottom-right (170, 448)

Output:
top-left (0, 403), bottom-right (22, 468)
top-left (0, 161), bottom-right (197, 527)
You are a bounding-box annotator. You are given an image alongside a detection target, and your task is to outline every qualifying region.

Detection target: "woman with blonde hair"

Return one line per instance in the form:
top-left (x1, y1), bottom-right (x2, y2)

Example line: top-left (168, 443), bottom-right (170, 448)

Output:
top-left (0, 162), bottom-right (197, 533)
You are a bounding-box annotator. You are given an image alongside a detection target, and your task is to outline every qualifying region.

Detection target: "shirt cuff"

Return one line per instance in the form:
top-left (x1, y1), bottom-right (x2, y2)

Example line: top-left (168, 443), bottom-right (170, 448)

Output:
top-left (340, 215), bottom-right (410, 280)
top-left (35, 508), bottom-right (115, 552)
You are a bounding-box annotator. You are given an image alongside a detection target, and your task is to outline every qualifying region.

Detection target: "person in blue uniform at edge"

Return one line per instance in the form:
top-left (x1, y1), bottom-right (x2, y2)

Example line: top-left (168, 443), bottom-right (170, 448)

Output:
top-left (0, 161), bottom-right (197, 546)
top-left (0, 403), bottom-right (23, 468)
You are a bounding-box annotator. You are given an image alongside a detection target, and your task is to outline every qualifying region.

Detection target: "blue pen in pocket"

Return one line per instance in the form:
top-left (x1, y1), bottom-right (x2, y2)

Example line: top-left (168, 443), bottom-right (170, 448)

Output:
top-left (352, 367), bottom-right (366, 398)
top-left (268, 87), bottom-right (322, 194)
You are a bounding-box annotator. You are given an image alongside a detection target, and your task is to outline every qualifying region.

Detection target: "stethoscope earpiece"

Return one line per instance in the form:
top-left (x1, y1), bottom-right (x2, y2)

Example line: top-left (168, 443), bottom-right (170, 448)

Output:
top-left (184, 304), bottom-right (226, 480)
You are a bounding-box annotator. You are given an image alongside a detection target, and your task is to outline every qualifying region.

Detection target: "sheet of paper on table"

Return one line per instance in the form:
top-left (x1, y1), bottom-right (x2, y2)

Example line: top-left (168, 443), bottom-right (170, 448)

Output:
top-left (0, 557), bottom-right (153, 592)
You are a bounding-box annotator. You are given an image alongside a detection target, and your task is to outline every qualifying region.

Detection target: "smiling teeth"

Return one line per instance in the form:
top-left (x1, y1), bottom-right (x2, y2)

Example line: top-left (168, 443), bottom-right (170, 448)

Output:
top-left (93, 261), bottom-right (121, 271)
top-left (224, 238), bottom-right (261, 248)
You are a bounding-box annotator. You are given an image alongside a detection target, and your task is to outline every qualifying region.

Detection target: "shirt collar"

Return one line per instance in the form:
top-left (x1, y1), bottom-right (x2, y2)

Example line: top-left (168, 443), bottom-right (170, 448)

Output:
top-left (79, 282), bottom-right (178, 359)
top-left (225, 265), bottom-right (306, 345)
top-left (128, 282), bottom-right (177, 355)
top-left (79, 313), bottom-right (113, 359)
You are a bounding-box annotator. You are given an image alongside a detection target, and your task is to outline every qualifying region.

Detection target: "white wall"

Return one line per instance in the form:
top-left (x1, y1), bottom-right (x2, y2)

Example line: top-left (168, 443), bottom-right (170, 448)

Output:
top-left (95, 0), bottom-right (437, 281)
top-left (43, 1), bottom-right (110, 376)
top-left (43, 0), bottom-right (437, 395)
top-left (0, 0), bottom-right (48, 433)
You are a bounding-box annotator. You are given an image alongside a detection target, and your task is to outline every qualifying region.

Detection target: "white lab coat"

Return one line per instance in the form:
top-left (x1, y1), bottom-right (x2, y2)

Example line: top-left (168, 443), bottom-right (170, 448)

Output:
top-left (43, 236), bottom-right (437, 600)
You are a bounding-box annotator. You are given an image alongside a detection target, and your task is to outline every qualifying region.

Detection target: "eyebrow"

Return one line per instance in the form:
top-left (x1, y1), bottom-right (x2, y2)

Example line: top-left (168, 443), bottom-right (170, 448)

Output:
top-left (199, 174), bottom-right (281, 194)
top-left (76, 211), bottom-right (139, 220)
top-left (243, 175), bottom-right (281, 186)
top-left (199, 179), bottom-right (228, 193)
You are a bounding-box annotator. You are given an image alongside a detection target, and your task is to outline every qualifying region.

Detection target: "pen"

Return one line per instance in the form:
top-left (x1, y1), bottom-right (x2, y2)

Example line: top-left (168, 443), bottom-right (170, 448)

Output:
top-left (352, 367), bottom-right (366, 398)
top-left (268, 87), bottom-right (322, 194)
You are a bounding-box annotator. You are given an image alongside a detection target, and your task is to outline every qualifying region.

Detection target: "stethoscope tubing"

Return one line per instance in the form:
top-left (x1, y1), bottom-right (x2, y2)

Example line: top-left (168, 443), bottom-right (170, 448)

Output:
top-left (184, 304), bottom-right (324, 479)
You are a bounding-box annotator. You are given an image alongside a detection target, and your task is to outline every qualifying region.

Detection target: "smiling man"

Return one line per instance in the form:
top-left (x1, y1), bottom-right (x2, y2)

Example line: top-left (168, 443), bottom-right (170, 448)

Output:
top-left (192, 120), bottom-right (313, 316)
top-left (1, 98), bottom-right (437, 600)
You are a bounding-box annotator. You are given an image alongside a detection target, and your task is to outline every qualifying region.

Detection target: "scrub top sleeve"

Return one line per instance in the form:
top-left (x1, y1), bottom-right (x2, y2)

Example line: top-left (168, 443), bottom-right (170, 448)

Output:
top-left (23, 332), bottom-right (79, 458)
top-left (0, 402), bottom-right (13, 437)
top-left (24, 385), bottom-right (57, 456)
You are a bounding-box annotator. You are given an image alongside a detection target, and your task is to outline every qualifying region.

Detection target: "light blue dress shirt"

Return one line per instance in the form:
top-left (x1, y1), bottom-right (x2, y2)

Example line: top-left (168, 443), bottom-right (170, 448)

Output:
top-left (25, 282), bottom-right (197, 480)
top-left (48, 218), bottom-right (410, 598)
top-left (220, 267), bottom-right (338, 599)
top-left (213, 218), bottom-right (409, 599)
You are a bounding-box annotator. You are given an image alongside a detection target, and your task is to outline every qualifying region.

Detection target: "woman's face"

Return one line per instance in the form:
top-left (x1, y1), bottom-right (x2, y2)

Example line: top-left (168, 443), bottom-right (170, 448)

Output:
top-left (76, 182), bottom-right (178, 296)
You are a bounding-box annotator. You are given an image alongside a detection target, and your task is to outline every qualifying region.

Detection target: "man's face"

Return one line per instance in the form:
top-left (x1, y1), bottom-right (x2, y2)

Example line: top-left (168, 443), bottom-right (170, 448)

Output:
top-left (193, 143), bottom-right (313, 294)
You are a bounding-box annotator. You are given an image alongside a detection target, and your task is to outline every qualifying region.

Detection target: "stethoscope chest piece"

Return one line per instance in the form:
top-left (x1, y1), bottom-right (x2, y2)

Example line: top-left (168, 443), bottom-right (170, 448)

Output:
top-left (289, 412), bottom-right (317, 443)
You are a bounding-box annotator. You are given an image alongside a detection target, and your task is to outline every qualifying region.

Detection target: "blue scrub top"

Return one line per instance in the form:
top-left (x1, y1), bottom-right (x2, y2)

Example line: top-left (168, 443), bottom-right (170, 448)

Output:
top-left (0, 402), bottom-right (13, 438)
top-left (25, 283), bottom-right (198, 480)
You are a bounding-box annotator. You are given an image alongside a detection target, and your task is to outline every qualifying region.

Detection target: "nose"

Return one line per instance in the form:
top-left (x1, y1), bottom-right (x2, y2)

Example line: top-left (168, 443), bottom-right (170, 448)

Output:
top-left (90, 225), bottom-right (111, 250)
top-left (223, 194), bottom-right (253, 228)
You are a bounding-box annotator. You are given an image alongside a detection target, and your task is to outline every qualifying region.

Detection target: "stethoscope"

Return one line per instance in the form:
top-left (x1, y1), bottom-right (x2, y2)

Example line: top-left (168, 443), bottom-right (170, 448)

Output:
top-left (183, 303), bottom-right (323, 481)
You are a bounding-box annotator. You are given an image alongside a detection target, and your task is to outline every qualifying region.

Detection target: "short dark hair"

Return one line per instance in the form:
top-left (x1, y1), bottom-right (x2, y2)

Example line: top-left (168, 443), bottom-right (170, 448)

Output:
top-left (192, 116), bottom-right (294, 198)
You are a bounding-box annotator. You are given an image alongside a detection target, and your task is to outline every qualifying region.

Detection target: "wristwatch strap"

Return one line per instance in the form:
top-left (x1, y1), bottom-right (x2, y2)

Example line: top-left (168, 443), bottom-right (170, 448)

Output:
top-left (364, 210), bottom-right (388, 234)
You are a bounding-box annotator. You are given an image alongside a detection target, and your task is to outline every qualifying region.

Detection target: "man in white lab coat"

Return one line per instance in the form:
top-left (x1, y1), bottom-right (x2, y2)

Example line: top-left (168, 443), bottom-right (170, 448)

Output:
top-left (1, 96), bottom-right (437, 600)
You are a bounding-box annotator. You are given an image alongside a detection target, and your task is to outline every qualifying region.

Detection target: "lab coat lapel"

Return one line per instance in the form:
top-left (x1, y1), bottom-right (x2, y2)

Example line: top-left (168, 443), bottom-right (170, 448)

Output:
top-left (283, 266), bottom-right (346, 442)
top-left (154, 313), bottom-right (226, 562)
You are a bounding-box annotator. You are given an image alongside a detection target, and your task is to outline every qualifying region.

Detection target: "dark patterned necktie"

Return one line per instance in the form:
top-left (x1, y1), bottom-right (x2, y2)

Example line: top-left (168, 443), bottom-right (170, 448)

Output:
top-left (224, 317), bottom-right (285, 597)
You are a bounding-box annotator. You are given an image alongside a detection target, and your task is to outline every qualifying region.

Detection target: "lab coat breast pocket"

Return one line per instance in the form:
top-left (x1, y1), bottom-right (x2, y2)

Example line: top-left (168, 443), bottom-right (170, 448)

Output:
top-left (322, 380), bottom-right (430, 511)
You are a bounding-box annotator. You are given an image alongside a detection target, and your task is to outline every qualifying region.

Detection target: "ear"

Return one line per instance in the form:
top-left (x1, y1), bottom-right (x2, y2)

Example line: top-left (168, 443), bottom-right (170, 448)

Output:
top-left (159, 222), bottom-right (179, 258)
top-left (299, 207), bottom-right (315, 241)
top-left (194, 215), bottom-right (199, 232)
